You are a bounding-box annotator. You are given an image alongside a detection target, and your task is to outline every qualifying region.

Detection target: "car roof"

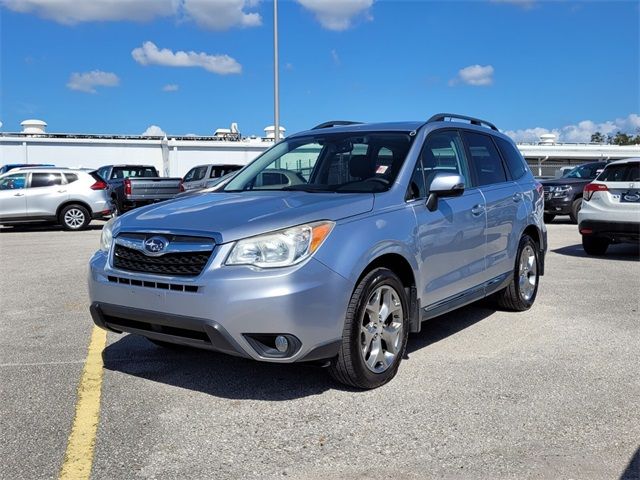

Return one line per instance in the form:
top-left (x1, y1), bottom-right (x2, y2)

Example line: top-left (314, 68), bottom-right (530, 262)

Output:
top-left (606, 157), bottom-right (640, 166)
top-left (7, 167), bottom-right (86, 174)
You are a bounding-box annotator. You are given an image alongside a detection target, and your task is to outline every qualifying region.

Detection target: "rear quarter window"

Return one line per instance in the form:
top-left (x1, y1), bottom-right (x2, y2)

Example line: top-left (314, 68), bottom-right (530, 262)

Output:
top-left (64, 173), bottom-right (79, 183)
top-left (495, 136), bottom-right (529, 180)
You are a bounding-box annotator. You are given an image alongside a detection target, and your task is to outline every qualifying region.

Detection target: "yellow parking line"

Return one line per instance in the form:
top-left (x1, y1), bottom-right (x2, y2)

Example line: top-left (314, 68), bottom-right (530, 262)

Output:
top-left (59, 326), bottom-right (107, 480)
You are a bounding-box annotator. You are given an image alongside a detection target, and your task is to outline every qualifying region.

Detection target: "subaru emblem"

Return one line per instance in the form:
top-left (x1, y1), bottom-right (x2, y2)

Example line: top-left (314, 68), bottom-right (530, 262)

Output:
top-left (144, 236), bottom-right (168, 255)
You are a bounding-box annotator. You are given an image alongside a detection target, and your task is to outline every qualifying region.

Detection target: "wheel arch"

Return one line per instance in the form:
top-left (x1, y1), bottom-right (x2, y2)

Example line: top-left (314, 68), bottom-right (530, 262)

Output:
top-left (355, 252), bottom-right (421, 333)
top-left (521, 223), bottom-right (545, 275)
top-left (56, 200), bottom-right (93, 219)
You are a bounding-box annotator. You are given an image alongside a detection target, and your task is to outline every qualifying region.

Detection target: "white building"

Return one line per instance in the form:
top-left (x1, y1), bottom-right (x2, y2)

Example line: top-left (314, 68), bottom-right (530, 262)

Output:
top-left (1, 121), bottom-right (638, 178)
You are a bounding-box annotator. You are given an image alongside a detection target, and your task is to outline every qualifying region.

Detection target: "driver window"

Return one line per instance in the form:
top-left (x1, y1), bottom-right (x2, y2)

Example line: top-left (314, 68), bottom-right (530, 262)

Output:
top-left (421, 131), bottom-right (470, 190)
top-left (0, 174), bottom-right (27, 190)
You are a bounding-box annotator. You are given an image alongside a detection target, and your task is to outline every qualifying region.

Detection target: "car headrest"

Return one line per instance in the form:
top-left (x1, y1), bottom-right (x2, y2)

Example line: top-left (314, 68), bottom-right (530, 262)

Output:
top-left (349, 154), bottom-right (374, 179)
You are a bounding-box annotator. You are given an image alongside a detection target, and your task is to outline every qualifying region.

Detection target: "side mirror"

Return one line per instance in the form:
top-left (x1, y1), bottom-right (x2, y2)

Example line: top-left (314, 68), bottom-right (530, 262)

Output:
top-left (426, 173), bottom-right (465, 211)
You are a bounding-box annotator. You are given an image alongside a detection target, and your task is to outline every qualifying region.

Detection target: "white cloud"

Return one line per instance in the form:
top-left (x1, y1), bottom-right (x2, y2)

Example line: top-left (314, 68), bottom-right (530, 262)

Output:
top-left (504, 114), bottom-right (640, 143)
top-left (66, 70), bottom-right (120, 93)
top-left (132, 41), bottom-right (242, 75)
top-left (0, 0), bottom-right (174, 24)
top-left (449, 64), bottom-right (494, 87)
top-left (296, 0), bottom-right (373, 31)
top-left (1, 0), bottom-right (261, 30)
top-left (162, 84), bottom-right (179, 92)
top-left (181, 0), bottom-right (261, 30)
top-left (142, 125), bottom-right (166, 137)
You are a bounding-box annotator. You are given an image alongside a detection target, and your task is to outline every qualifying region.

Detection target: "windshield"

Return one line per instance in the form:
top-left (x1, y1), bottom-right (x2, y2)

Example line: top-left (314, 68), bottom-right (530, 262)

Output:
top-left (563, 164), bottom-right (602, 179)
top-left (224, 132), bottom-right (414, 193)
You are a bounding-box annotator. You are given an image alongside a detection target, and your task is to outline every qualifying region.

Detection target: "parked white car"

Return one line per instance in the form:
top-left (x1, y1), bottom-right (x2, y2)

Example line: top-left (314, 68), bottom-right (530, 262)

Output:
top-left (182, 164), bottom-right (243, 191)
top-left (578, 158), bottom-right (640, 255)
top-left (0, 168), bottom-right (112, 230)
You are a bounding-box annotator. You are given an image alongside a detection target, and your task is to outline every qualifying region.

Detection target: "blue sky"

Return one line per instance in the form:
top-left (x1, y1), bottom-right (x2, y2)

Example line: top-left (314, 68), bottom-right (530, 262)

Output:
top-left (1, 0), bottom-right (638, 142)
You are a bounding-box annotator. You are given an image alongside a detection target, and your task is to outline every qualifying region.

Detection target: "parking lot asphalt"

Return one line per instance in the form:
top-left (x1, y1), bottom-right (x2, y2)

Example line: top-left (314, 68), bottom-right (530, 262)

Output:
top-left (1, 220), bottom-right (639, 480)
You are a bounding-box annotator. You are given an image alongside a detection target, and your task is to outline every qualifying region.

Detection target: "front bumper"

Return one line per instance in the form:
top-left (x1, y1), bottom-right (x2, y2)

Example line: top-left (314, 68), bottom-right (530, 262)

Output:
top-left (543, 195), bottom-right (573, 214)
top-left (88, 249), bottom-right (350, 363)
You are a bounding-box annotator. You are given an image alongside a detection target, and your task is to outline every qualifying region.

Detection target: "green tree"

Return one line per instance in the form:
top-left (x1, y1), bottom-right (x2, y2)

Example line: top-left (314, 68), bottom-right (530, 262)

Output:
top-left (590, 131), bottom-right (606, 143)
top-left (612, 131), bottom-right (632, 145)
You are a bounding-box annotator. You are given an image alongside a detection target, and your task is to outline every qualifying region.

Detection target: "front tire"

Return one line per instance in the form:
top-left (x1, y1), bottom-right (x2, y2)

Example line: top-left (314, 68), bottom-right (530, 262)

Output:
top-left (582, 235), bottom-right (609, 255)
top-left (59, 204), bottom-right (90, 231)
top-left (492, 235), bottom-right (540, 311)
top-left (328, 268), bottom-right (409, 389)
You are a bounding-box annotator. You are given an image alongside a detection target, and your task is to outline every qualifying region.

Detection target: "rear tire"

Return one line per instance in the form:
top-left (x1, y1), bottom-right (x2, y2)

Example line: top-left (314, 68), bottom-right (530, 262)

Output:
top-left (569, 198), bottom-right (582, 223)
top-left (543, 213), bottom-right (555, 223)
top-left (328, 268), bottom-right (409, 389)
top-left (582, 236), bottom-right (609, 255)
top-left (59, 204), bottom-right (90, 231)
top-left (492, 235), bottom-right (540, 312)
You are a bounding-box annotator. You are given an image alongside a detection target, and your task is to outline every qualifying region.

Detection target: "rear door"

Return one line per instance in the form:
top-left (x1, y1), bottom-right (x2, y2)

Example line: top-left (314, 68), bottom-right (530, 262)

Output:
top-left (25, 172), bottom-right (69, 217)
top-left (410, 129), bottom-right (487, 307)
top-left (0, 173), bottom-right (28, 219)
top-left (462, 131), bottom-right (522, 282)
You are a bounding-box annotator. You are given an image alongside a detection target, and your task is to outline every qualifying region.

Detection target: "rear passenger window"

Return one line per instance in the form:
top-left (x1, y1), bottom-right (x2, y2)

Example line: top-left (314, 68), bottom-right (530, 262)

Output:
top-left (30, 173), bottom-right (63, 188)
top-left (495, 137), bottom-right (528, 180)
top-left (463, 132), bottom-right (508, 186)
top-left (64, 173), bottom-right (79, 183)
top-left (420, 130), bottom-right (471, 190)
top-left (597, 162), bottom-right (640, 182)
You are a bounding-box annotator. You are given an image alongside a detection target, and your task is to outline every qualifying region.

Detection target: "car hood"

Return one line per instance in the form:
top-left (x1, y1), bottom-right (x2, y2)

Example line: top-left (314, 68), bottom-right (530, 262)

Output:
top-left (541, 177), bottom-right (593, 187)
top-left (115, 191), bottom-right (374, 243)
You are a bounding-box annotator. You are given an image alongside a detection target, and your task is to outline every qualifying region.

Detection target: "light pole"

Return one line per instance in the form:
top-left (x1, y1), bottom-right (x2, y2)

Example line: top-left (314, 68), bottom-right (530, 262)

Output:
top-left (273, 0), bottom-right (280, 143)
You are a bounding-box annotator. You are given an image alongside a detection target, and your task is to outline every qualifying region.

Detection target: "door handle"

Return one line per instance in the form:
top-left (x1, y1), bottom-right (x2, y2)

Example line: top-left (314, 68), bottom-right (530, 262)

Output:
top-left (13, 192), bottom-right (25, 197)
top-left (57, 189), bottom-right (67, 193)
top-left (471, 204), bottom-right (485, 216)
top-left (513, 192), bottom-right (523, 202)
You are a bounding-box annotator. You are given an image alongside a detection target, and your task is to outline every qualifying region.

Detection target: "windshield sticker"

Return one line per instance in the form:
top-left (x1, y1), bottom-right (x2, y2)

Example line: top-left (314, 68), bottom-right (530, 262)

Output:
top-left (376, 165), bottom-right (388, 174)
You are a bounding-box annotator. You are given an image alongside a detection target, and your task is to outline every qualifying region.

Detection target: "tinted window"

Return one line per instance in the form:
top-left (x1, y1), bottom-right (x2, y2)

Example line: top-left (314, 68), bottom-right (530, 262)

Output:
top-left (495, 137), bottom-right (528, 179)
top-left (210, 165), bottom-right (242, 178)
top-left (564, 163), bottom-right (605, 179)
top-left (64, 173), bottom-right (79, 183)
top-left (597, 162), bottom-right (640, 182)
top-left (0, 174), bottom-right (27, 190)
top-left (421, 130), bottom-right (471, 189)
top-left (111, 166), bottom-right (157, 179)
top-left (463, 132), bottom-right (507, 186)
top-left (184, 166), bottom-right (207, 182)
top-left (407, 160), bottom-right (426, 200)
top-left (30, 173), bottom-right (63, 188)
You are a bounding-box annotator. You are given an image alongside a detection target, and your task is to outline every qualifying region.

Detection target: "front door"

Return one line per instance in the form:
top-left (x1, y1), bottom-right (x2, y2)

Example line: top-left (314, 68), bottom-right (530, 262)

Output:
top-left (25, 172), bottom-right (68, 217)
top-left (0, 173), bottom-right (28, 219)
top-left (410, 129), bottom-right (487, 308)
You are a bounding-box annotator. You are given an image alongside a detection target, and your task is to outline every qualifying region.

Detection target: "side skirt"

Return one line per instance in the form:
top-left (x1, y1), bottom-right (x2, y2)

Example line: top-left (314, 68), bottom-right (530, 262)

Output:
top-left (420, 272), bottom-right (511, 322)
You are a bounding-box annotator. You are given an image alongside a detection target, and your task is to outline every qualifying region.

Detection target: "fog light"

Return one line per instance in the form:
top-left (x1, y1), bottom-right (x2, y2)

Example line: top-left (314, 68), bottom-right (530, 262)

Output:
top-left (275, 335), bottom-right (289, 353)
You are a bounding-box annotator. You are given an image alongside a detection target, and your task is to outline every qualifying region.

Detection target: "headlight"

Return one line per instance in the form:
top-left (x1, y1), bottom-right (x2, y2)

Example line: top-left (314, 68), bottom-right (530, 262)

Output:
top-left (100, 217), bottom-right (116, 252)
top-left (226, 221), bottom-right (335, 268)
top-left (551, 185), bottom-right (571, 196)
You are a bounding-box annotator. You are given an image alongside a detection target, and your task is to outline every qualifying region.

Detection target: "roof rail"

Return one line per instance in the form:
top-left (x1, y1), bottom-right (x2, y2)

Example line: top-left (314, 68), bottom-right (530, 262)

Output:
top-left (312, 120), bottom-right (363, 130)
top-left (426, 113), bottom-right (498, 131)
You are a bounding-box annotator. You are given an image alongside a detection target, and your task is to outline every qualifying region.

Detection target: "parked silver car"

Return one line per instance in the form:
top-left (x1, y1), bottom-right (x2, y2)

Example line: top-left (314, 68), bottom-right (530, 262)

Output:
top-left (89, 114), bottom-right (547, 389)
top-left (182, 164), bottom-right (243, 191)
top-left (0, 168), bottom-right (112, 230)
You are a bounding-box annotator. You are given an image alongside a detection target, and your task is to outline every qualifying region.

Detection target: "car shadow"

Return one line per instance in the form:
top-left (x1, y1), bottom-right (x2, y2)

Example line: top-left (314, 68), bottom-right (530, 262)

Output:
top-left (620, 446), bottom-right (640, 480)
top-left (103, 334), bottom-right (345, 400)
top-left (406, 303), bottom-right (496, 355)
top-left (552, 243), bottom-right (640, 261)
top-left (103, 303), bottom-right (497, 399)
top-left (0, 222), bottom-right (105, 233)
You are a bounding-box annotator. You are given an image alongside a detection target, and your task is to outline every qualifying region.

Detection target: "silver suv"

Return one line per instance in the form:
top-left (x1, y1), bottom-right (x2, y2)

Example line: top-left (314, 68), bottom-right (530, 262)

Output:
top-left (0, 168), bottom-right (112, 230)
top-left (89, 114), bottom-right (547, 389)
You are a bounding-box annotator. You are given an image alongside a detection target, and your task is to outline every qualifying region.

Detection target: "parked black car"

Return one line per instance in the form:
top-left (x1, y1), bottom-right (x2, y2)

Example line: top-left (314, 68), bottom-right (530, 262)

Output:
top-left (541, 161), bottom-right (607, 223)
top-left (96, 165), bottom-right (183, 215)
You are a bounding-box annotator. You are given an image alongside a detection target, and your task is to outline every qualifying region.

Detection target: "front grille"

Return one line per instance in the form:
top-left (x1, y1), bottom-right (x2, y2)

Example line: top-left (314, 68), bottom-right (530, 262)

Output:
top-left (113, 244), bottom-right (212, 276)
top-left (543, 186), bottom-right (551, 200)
top-left (107, 275), bottom-right (199, 292)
